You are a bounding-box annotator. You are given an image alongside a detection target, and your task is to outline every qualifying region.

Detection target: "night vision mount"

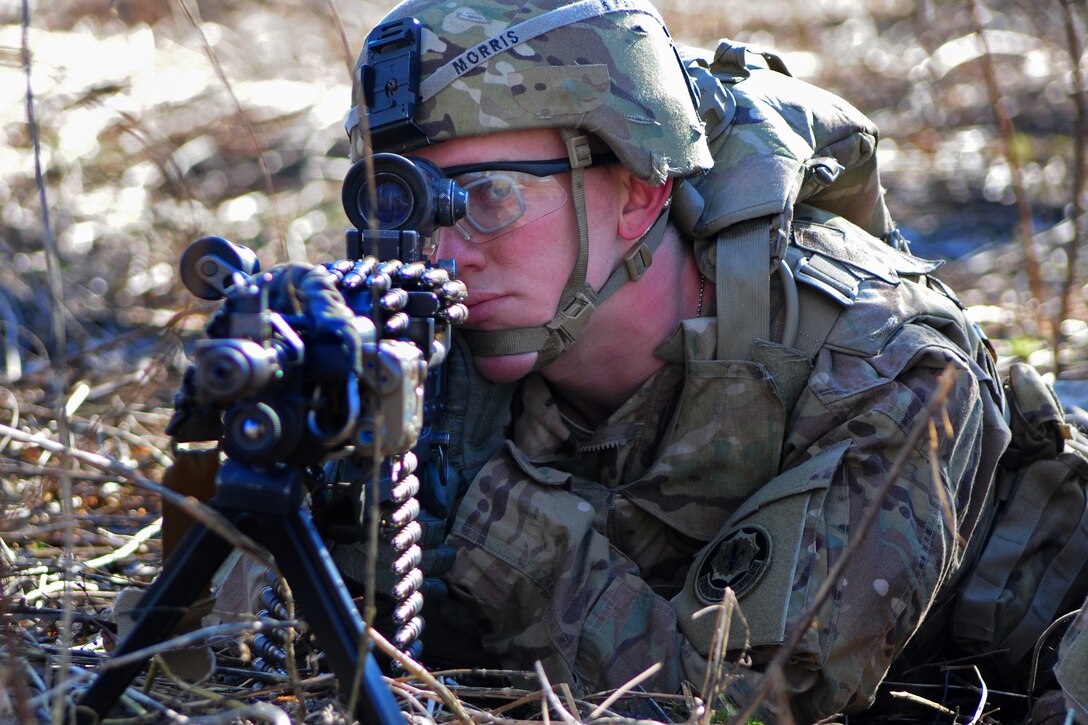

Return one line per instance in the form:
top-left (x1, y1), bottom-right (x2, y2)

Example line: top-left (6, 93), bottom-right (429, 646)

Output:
top-left (353, 17), bottom-right (428, 154)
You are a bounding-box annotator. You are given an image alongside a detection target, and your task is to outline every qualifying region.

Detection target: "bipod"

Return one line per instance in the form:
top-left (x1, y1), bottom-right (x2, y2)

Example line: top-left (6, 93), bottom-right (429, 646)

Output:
top-left (73, 459), bottom-right (404, 725)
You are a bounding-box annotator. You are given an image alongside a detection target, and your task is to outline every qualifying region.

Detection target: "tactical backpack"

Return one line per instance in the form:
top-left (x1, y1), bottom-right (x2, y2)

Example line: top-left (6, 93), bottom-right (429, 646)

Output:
top-left (673, 40), bottom-right (902, 365)
top-left (674, 39), bottom-right (1088, 690)
top-left (952, 363), bottom-right (1088, 688)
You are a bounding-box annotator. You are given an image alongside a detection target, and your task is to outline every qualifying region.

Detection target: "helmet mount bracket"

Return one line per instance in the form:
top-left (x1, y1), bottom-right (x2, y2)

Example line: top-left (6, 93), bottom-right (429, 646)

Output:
top-left (353, 17), bottom-right (428, 155)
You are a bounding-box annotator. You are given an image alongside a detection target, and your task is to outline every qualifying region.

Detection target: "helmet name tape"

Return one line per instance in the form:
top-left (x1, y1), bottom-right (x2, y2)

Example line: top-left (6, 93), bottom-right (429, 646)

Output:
top-left (445, 30), bottom-right (521, 81)
top-left (419, 0), bottom-right (666, 103)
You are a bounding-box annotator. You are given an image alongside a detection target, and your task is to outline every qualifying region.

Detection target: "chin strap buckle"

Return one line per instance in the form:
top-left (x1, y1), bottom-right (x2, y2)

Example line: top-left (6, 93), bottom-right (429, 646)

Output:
top-left (623, 241), bottom-right (653, 282)
top-left (565, 133), bottom-right (593, 170)
top-left (547, 289), bottom-right (598, 348)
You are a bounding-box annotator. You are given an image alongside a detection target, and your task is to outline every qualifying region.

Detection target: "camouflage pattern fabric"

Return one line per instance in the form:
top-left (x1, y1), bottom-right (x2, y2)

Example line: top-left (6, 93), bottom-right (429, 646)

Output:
top-left (351, 0), bottom-right (713, 183)
top-left (442, 217), bottom-right (1009, 722)
top-left (949, 362), bottom-right (1088, 685)
top-left (1056, 601), bottom-right (1088, 722)
top-left (681, 43), bottom-right (896, 244)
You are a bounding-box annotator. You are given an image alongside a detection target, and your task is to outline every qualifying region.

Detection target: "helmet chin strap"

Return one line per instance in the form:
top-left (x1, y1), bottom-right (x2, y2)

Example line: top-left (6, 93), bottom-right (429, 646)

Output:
top-left (461, 130), bottom-right (672, 370)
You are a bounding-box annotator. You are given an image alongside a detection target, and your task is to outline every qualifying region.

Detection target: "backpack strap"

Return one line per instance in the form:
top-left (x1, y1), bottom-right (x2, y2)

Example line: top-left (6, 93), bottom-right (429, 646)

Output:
top-left (954, 450), bottom-right (1088, 665)
top-left (783, 249), bottom-right (848, 359)
top-left (712, 219), bottom-right (856, 363)
top-left (715, 218), bottom-right (772, 360)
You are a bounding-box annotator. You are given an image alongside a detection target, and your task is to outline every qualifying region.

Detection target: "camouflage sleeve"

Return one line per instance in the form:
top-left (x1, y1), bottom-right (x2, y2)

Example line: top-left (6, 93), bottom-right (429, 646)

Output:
top-left (444, 320), bottom-right (1004, 722)
top-left (768, 323), bottom-right (1003, 719)
top-left (446, 448), bottom-right (698, 692)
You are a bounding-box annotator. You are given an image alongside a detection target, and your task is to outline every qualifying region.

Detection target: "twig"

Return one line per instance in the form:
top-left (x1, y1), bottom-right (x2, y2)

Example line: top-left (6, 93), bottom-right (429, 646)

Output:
top-left (1029, 608), bottom-right (1081, 700)
top-left (4, 606), bottom-right (117, 633)
top-left (227, 672), bottom-right (338, 699)
top-left (21, 5), bottom-right (77, 722)
top-left (369, 624), bottom-right (473, 723)
top-left (728, 366), bottom-right (960, 724)
top-left (146, 664), bottom-right (254, 714)
top-left (11, 398), bottom-right (175, 468)
top-left (114, 108), bottom-right (207, 234)
top-left (0, 457), bottom-right (137, 478)
top-left (15, 518), bottom-right (162, 578)
top-left (19, 2), bottom-right (66, 404)
top-left (350, 424), bottom-right (392, 716)
top-left (1057, 0), bottom-right (1087, 377)
top-left (0, 422), bottom-right (276, 571)
top-left (271, 576), bottom-right (306, 719)
top-left (586, 662), bottom-right (662, 720)
top-left (386, 678), bottom-right (435, 719)
top-left (889, 689), bottom-right (957, 716)
top-left (697, 590), bottom-right (747, 725)
top-left (966, 664), bottom-right (988, 725)
top-left (20, 578), bottom-right (105, 606)
top-left (966, 0), bottom-right (1048, 344)
top-left (881, 679), bottom-right (1028, 700)
top-left (559, 682), bottom-right (584, 721)
top-left (68, 667), bottom-right (190, 723)
top-left (82, 518), bottom-right (163, 571)
top-left (483, 687), bottom-right (549, 717)
top-left (534, 661), bottom-right (578, 725)
top-left (323, 0), bottom-right (356, 80)
top-left (5, 518), bottom-right (159, 543)
top-left (928, 416), bottom-right (961, 547)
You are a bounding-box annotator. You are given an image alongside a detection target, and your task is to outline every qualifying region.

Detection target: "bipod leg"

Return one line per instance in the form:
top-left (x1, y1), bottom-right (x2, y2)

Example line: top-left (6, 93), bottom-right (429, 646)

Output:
top-left (214, 459), bottom-right (403, 724)
top-left (254, 501), bottom-right (403, 725)
top-left (73, 516), bottom-right (235, 723)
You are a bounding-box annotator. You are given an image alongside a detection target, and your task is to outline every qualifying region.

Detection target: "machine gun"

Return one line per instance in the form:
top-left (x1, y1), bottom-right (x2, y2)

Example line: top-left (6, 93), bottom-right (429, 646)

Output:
top-left (73, 151), bottom-right (470, 724)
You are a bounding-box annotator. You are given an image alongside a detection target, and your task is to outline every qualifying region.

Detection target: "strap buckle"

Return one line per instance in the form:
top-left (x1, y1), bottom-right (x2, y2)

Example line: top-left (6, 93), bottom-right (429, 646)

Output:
top-left (548, 289), bottom-right (597, 346)
top-left (565, 133), bottom-right (593, 170)
top-left (623, 241), bottom-right (653, 282)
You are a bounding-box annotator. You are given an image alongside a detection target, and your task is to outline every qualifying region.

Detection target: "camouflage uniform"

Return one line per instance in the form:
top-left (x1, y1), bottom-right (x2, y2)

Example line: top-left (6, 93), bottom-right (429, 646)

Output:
top-left (348, 0), bottom-right (1011, 720)
top-left (1057, 601), bottom-right (1088, 722)
top-left (441, 209), bottom-right (1009, 721)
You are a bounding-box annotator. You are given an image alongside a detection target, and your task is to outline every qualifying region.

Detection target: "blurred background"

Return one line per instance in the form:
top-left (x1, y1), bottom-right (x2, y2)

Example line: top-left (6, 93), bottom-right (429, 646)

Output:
top-left (2, 0), bottom-right (1086, 391)
top-left (1, 1), bottom-right (1086, 720)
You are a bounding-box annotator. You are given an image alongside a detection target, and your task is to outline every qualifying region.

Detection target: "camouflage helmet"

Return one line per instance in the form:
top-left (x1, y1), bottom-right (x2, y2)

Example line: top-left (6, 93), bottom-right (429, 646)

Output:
top-left (346, 0), bottom-right (712, 367)
top-left (346, 0), bottom-right (713, 184)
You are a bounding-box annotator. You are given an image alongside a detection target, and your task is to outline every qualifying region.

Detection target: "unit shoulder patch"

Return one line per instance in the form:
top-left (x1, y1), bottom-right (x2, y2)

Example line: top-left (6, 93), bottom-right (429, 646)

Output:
top-left (694, 524), bottom-right (772, 603)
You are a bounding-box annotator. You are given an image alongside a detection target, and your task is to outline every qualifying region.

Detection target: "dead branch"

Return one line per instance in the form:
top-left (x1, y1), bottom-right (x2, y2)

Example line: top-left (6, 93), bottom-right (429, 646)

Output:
top-left (20, 4), bottom-right (76, 721)
top-left (1057, 0), bottom-right (1088, 377)
top-left (966, 0), bottom-right (1048, 345)
top-left (889, 689), bottom-right (957, 716)
top-left (0, 421), bottom-right (275, 572)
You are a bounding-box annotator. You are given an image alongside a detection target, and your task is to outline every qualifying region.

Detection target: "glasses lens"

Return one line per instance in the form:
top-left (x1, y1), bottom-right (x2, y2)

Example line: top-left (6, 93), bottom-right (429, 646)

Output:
top-left (452, 171), bottom-right (567, 242)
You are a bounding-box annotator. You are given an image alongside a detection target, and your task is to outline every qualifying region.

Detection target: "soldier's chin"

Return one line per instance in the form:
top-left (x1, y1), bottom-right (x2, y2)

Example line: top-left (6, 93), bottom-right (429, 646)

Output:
top-left (473, 352), bottom-right (539, 383)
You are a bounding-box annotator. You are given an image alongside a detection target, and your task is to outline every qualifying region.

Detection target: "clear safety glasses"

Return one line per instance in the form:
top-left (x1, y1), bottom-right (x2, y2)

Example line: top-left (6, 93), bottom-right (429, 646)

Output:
top-left (430, 152), bottom-right (617, 245)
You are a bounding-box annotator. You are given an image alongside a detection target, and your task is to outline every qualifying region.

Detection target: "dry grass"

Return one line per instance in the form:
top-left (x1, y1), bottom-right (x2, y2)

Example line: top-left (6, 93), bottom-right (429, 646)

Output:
top-left (2, 0), bottom-right (1087, 722)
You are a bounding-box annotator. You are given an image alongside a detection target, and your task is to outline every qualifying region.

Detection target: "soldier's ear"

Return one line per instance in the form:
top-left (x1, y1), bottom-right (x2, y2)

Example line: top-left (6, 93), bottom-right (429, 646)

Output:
top-left (616, 170), bottom-right (673, 242)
